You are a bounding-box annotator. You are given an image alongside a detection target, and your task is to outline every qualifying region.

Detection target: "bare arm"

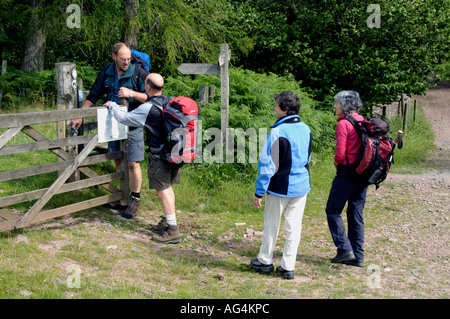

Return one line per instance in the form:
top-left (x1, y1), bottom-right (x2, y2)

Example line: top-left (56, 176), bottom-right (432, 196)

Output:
top-left (71, 100), bottom-right (94, 129)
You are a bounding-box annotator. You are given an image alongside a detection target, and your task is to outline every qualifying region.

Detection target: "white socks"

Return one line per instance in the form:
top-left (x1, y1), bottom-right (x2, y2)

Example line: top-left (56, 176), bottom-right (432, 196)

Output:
top-left (166, 214), bottom-right (177, 226)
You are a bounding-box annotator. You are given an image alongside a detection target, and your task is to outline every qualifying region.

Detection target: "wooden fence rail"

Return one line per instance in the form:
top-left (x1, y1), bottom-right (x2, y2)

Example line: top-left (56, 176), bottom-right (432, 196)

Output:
top-left (0, 107), bottom-right (129, 232)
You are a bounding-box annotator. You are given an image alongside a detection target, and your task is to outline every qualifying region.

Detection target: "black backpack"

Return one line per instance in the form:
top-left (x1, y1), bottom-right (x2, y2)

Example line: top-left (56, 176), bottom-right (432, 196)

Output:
top-left (131, 51), bottom-right (150, 87)
top-left (344, 116), bottom-right (395, 189)
top-left (147, 97), bottom-right (199, 166)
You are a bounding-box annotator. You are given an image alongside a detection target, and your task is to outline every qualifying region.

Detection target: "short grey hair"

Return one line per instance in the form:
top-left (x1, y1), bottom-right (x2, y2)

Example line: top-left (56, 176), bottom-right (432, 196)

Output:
top-left (113, 42), bottom-right (130, 54)
top-left (334, 90), bottom-right (363, 114)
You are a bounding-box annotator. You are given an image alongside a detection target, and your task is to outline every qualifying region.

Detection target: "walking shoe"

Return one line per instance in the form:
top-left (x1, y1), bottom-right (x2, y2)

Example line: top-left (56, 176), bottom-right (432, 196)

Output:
top-left (276, 266), bottom-right (294, 280)
top-left (250, 258), bottom-right (274, 273)
top-left (152, 225), bottom-right (181, 244)
top-left (331, 251), bottom-right (356, 264)
top-left (103, 200), bottom-right (127, 210)
top-left (150, 215), bottom-right (168, 234)
top-left (121, 196), bottom-right (140, 219)
top-left (343, 258), bottom-right (364, 267)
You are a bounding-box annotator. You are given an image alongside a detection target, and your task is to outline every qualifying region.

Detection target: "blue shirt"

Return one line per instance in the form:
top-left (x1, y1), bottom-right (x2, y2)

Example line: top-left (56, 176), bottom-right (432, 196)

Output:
top-left (113, 64), bottom-right (122, 104)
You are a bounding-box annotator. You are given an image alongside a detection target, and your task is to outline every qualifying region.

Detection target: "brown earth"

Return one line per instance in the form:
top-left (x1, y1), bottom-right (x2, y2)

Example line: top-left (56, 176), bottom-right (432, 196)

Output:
top-left (362, 81), bottom-right (450, 297)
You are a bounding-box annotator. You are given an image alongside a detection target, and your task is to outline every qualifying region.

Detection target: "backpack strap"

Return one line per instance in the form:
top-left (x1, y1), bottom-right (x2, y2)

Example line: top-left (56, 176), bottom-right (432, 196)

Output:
top-left (143, 99), bottom-right (164, 137)
top-left (130, 63), bottom-right (150, 90)
top-left (342, 115), bottom-right (362, 165)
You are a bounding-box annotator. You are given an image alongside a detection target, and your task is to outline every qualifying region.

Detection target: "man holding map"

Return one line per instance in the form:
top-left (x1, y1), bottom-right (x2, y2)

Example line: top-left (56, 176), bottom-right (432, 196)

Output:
top-left (105, 73), bottom-right (184, 244)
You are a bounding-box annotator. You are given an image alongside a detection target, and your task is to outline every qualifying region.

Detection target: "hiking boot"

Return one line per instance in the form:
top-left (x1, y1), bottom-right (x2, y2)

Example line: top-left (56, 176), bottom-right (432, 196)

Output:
top-left (103, 200), bottom-right (127, 210)
top-left (276, 266), bottom-right (294, 280)
top-left (331, 251), bottom-right (356, 264)
top-left (152, 225), bottom-right (181, 244)
top-left (121, 196), bottom-right (140, 219)
top-left (342, 258), bottom-right (364, 267)
top-left (250, 257), bottom-right (274, 273)
top-left (150, 215), bottom-right (168, 234)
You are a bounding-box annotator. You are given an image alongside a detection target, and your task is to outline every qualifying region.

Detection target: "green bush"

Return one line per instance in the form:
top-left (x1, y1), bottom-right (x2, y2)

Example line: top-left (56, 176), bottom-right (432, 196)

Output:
top-left (0, 64), bottom-right (103, 109)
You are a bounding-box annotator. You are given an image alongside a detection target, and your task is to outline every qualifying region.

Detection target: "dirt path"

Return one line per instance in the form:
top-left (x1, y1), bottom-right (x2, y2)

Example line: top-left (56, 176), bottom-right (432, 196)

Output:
top-left (364, 81), bottom-right (450, 298)
top-left (387, 80), bottom-right (450, 185)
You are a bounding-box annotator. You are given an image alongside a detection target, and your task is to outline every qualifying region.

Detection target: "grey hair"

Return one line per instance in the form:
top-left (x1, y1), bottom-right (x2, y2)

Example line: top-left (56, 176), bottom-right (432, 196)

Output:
top-left (334, 90), bottom-right (363, 114)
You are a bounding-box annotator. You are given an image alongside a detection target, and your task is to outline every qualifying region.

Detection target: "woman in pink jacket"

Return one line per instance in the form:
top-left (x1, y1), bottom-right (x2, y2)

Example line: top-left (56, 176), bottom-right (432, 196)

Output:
top-left (325, 90), bottom-right (368, 267)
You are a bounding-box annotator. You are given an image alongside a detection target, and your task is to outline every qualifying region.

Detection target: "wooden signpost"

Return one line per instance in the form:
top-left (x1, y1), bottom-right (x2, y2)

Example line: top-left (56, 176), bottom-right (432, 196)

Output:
top-left (177, 43), bottom-right (231, 134)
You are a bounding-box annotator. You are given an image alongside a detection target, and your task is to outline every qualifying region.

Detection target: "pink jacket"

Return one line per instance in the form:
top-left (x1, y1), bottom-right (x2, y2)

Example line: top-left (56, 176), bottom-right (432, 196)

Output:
top-left (335, 113), bottom-right (364, 165)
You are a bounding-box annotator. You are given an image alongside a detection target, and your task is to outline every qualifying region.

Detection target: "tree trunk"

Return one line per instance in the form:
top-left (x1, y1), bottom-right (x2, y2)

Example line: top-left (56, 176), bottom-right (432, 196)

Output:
top-left (20, 0), bottom-right (46, 72)
top-left (123, 0), bottom-right (140, 50)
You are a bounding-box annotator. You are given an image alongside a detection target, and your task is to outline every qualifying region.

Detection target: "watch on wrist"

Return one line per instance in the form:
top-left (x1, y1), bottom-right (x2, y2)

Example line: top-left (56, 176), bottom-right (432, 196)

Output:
top-left (129, 90), bottom-right (134, 98)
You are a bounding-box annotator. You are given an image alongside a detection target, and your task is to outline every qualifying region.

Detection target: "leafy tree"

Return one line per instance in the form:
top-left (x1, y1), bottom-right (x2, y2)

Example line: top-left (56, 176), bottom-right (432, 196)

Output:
top-left (1, 0), bottom-right (253, 72)
top-left (231, 0), bottom-right (450, 113)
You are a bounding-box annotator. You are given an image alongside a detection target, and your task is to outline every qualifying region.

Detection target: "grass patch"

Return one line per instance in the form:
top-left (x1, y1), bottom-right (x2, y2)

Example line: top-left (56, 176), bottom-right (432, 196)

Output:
top-left (386, 104), bottom-right (437, 174)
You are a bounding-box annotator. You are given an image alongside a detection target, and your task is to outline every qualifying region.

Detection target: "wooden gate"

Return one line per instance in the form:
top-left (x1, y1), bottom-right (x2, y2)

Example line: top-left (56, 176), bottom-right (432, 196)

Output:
top-left (0, 107), bottom-right (129, 232)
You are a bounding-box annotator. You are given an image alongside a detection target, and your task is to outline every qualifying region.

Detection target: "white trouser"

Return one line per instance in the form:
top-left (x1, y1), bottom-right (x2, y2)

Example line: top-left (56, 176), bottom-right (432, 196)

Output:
top-left (257, 193), bottom-right (307, 271)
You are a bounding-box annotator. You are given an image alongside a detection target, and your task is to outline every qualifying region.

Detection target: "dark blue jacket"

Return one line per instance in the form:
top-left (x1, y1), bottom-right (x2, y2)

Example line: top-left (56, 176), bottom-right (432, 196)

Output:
top-left (86, 62), bottom-right (148, 113)
top-left (255, 115), bottom-right (312, 198)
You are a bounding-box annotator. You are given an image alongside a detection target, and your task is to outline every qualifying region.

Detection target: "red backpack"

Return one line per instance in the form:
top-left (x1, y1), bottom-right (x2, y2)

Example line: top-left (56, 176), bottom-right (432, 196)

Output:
top-left (154, 96), bottom-right (198, 165)
top-left (344, 116), bottom-right (395, 189)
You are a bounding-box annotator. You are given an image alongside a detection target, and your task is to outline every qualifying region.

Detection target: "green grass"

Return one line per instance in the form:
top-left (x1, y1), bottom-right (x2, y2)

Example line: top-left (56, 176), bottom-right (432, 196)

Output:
top-left (434, 61), bottom-right (450, 81)
top-left (387, 104), bottom-right (437, 174)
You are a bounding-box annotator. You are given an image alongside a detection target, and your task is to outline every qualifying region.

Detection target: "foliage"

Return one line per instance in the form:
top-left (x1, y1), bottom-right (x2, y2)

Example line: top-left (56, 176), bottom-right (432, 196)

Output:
top-left (0, 0), bottom-right (253, 73)
top-left (0, 64), bottom-right (100, 109)
top-left (3, 0), bottom-right (448, 111)
top-left (434, 61), bottom-right (450, 81)
top-left (230, 0), bottom-right (450, 113)
top-left (161, 67), bottom-right (336, 193)
top-left (387, 105), bottom-right (437, 174)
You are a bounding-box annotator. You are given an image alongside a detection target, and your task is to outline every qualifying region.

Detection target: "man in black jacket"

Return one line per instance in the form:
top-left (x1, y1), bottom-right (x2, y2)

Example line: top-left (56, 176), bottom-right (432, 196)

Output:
top-left (71, 43), bottom-right (148, 218)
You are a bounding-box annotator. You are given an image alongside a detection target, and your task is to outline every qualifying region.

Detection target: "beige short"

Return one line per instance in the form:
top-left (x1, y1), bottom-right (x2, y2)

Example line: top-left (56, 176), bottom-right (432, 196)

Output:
top-left (147, 157), bottom-right (182, 190)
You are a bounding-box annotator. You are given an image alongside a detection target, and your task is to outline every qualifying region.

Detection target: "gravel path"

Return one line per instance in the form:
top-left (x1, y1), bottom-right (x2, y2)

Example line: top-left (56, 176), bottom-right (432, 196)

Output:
top-left (363, 81), bottom-right (449, 298)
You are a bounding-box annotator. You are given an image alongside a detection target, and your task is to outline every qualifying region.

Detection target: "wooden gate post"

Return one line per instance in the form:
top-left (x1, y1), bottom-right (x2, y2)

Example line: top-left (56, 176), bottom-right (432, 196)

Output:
top-left (55, 62), bottom-right (79, 181)
top-left (219, 43), bottom-right (230, 134)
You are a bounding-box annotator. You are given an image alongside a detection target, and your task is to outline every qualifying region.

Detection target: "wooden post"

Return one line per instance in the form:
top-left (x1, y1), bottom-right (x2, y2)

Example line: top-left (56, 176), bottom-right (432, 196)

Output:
top-left (219, 43), bottom-right (230, 134)
top-left (402, 100), bottom-right (408, 134)
top-left (199, 85), bottom-right (209, 107)
top-left (176, 43), bottom-right (230, 162)
top-left (208, 86), bottom-right (216, 102)
top-left (199, 85), bottom-right (216, 107)
top-left (400, 94), bottom-right (404, 118)
top-left (55, 62), bottom-right (79, 181)
top-left (413, 100), bottom-right (417, 124)
top-left (219, 44), bottom-right (231, 158)
top-left (57, 103), bottom-right (65, 175)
